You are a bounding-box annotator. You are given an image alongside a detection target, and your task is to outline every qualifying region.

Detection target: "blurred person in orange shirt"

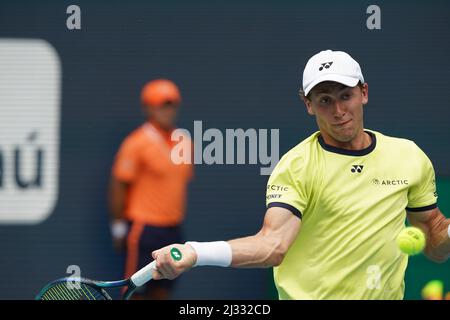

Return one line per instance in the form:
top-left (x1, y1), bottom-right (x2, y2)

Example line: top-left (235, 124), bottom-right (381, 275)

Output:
top-left (109, 79), bottom-right (193, 300)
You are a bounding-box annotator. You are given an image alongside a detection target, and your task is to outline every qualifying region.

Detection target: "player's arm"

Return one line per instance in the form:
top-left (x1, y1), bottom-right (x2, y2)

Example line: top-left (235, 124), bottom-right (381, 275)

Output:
top-left (407, 207), bottom-right (450, 263)
top-left (151, 207), bottom-right (301, 280)
top-left (228, 207), bottom-right (301, 267)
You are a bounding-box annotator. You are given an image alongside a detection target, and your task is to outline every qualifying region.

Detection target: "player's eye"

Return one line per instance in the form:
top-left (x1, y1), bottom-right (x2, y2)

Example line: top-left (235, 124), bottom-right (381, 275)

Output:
top-left (319, 97), bottom-right (330, 104)
top-left (341, 93), bottom-right (351, 100)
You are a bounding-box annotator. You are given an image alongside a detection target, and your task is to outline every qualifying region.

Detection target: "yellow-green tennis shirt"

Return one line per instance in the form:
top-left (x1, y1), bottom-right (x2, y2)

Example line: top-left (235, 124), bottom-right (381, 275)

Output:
top-left (266, 130), bottom-right (437, 300)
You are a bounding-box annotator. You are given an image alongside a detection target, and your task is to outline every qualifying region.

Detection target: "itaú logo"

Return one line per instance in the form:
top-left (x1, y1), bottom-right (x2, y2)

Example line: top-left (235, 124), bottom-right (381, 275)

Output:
top-left (372, 179), bottom-right (408, 186)
top-left (0, 39), bottom-right (61, 224)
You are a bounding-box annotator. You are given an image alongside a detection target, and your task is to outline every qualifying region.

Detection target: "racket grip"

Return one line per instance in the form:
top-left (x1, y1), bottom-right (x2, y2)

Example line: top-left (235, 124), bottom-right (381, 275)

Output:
top-left (130, 260), bottom-right (157, 287)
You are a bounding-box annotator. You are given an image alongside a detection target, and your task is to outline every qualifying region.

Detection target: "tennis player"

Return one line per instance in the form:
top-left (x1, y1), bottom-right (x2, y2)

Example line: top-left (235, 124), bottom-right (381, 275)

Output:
top-left (151, 50), bottom-right (450, 299)
top-left (109, 79), bottom-right (193, 300)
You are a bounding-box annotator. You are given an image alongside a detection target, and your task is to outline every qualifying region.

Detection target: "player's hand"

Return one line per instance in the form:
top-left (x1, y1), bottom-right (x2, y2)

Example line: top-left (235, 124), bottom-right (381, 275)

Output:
top-left (151, 244), bottom-right (197, 280)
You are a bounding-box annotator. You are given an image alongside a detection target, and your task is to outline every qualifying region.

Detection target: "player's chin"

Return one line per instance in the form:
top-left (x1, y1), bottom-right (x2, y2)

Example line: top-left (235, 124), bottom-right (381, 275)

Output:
top-left (331, 127), bottom-right (357, 142)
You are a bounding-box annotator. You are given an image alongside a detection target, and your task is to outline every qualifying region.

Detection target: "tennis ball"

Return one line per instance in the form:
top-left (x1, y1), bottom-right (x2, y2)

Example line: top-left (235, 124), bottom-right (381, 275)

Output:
top-left (396, 227), bottom-right (426, 256)
top-left (421, 280), bottom-right (444, 300)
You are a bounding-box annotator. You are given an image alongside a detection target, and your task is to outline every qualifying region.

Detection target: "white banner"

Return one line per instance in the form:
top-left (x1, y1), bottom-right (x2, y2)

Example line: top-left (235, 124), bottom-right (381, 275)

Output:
top-left (0, 39), bottom-right (61, 224)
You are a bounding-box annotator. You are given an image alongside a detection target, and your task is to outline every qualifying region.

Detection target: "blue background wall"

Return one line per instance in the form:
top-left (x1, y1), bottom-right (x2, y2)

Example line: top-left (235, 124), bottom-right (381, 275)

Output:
top-left (0, 0), bottom-right (448, 299)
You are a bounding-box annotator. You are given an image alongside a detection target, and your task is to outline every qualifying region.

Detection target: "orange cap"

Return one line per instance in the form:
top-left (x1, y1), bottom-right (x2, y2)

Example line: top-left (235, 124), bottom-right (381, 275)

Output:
top-left (141, 79), bottom-right (181, 108)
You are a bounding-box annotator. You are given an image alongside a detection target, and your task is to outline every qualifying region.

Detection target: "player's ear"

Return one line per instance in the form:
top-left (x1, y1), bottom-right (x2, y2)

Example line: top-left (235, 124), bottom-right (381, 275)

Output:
top-left (361, 83), bottom-right (369, 105)
top-left (299, 89), bottom-right (315, 115)
top-left (303, 97), bottom-right (315, 116)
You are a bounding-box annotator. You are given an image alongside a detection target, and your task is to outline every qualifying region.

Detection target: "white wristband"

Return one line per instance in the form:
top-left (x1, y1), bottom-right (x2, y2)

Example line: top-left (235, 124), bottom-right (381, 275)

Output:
top-left (111, 220), bottom-right (128, 239)
top-left (447, 224), bottom-right (450, 239)
top-left (185, 241), bottom-right (232, 267)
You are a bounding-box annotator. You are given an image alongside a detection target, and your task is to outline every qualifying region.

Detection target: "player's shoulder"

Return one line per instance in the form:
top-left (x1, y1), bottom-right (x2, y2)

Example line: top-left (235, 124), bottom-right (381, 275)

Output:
top-left (369, 129), bottom-right (423, 154)
top-left (275, 131), bottom-right (321, 170)
top-left (284, 131), bottom-right (321, 157)
top-left (371, 129), bottom-right (434, 173)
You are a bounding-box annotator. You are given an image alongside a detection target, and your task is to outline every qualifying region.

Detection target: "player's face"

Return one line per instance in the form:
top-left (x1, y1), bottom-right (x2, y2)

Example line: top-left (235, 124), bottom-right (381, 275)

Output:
top-left (147, 103), bottom-right (179, 130)
top-left (304, 82), bottom-right (368, 144)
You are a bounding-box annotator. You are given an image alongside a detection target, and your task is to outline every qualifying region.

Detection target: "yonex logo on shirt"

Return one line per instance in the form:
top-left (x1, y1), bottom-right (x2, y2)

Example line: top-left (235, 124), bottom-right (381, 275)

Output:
top-left (319, 61), bottom-right (333, 71)
top-left (351, 165), bottom-right (364, 173)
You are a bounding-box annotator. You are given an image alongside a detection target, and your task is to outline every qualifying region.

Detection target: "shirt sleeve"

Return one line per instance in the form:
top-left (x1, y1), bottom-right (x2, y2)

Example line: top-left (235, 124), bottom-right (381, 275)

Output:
top-left (265, 152), bottom-right (308, 219)
top-left (112, 136), bottom-right (141, 183)
top-left (406, 144), bottom-right (438, 212)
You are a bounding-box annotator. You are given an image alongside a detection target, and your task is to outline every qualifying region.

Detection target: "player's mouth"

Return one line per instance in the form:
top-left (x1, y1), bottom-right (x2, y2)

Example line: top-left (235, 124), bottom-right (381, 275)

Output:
top-left (333, 119), bottom-right (352, 127)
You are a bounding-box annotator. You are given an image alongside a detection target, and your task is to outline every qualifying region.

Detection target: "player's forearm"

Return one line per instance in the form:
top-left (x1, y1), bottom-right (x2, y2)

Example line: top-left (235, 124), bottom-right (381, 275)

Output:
top-left (426, 217), bottom-right (450, 262)
top-left (186, 233), bottom-right (287, 269)
top-left (432, 220), bottom-right (450, 261)
top-left (228, 232), bottom-right (286, 268)
top-left (183, 208), bottom-right (299, 271)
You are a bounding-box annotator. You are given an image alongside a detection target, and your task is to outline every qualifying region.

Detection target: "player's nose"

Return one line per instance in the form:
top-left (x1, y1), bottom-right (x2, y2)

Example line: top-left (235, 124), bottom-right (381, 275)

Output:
top-left (333, 101), bottom-right (346, 118)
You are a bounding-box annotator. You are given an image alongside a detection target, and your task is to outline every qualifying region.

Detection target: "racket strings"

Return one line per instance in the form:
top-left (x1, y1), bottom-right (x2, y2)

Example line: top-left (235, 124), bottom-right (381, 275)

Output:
top-left (40, 282), bottom-right (107, 300)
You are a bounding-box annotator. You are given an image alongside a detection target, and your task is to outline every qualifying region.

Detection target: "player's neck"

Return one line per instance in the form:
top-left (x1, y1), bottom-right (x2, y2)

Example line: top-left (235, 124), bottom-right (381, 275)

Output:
top-left (320, 129), bottom-right (372, 151)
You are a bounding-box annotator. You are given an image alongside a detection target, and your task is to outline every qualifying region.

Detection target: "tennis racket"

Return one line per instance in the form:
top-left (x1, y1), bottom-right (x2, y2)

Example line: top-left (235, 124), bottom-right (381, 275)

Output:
top-left (35, 247), bottom-right (183, 300)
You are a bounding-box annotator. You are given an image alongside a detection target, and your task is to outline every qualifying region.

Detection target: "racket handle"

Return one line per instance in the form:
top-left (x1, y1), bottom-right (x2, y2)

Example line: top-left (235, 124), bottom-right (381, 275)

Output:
top-left (130, 260), bottom-right (157, 287)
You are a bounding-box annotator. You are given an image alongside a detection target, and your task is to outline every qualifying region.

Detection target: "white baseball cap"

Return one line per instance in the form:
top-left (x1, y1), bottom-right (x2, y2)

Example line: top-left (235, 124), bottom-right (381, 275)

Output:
top-left (302, 50), bottom-right (365, 96)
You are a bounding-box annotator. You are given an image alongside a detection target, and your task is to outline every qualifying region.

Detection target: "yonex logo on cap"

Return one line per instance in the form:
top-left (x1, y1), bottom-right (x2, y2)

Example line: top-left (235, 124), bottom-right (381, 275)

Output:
top-left (319, 62), bottom-right (333, 71)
